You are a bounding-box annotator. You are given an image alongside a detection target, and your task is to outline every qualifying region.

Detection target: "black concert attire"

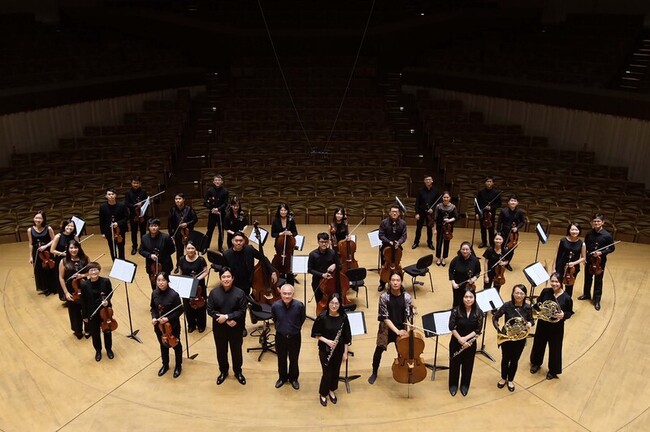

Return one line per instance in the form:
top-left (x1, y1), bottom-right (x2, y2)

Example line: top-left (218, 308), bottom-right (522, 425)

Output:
top-left (60, 257), bottom-right (89, 338)
top-left (582, 228), bottom-right (615, 304)
top-left (330, 221), bottom-right (349, 255)
top-left (413, 185), bottom-right (439, 247)
top-left (179, 254), bottom-right (208, 332)
top-left (125, 186), bottom-right (149, 251)
top-left (493, 301), bottom-right (534, 382)
top-left (223, 210), bottom-right (249, 249)
top-left (496, 206), bottom-right (525, 262)
top-left (151, 286), bottom-right (183, 371)
top-left (378, 216), bottom-right (407, 288)
top-left (168, 204), bottom-right (198, 267)
top-left (308, 247), bottom-right (341, 303)
top-left (271, 298), bottom-right (306, 384)
top-left (206, 284), bottom-right (248, 376)
top-left (448, 253), bottom-right (481, 307)
top-left (271, 216), bottom-right (298, 284)
top-left (30, 226), bottom-right (55, 295)
top-left (81, 276), bottom-right (113, 355)
top-left (475, 187), bottom-right (501, 247)
top-left (139, 231), bottom-right (175, 289)
top-left (99, 201), bottom-right (129, 261)
top-left (448, 305), bottom-right (484, 394)
top-left (311, 311), bottom-right (352, 397)
top-left (482, 245), bottom-right (509, 292)
top-left (222, 245), bottom-right (275, 296)
top-left (52, 232), bottom-right (76, 299)
top-left (530, 288), bottom-right (573, 376)
top-left (434, 202), bottom-right (458, 260)
top-left (204, 185), bottom-right (229, 252)
top-left (371, 289), bottom-right (413, 377)
top-left (555, 238), bottom-right (584, 298)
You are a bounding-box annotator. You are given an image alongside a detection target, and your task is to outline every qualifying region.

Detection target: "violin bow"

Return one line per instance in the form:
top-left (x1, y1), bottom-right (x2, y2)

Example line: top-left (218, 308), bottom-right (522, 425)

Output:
top-left (156, 303), bottom-right (184, 321)
top-left (89, 283), bottom-right (121, 319)
top-left (487, 242), bottom-right (520, 273)
top-left (65, 253), bottom-right (106, 282)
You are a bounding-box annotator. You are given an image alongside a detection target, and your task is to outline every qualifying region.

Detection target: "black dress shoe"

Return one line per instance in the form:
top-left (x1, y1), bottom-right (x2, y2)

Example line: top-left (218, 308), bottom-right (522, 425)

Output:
top-left (594, 302), bottom-right (601, 311)
top-left (173, 365), bottom-right (182, 378)
top-left (188, 327), bottom-right (195, 333)
top-left (198, 328), bottom-right (205, 333)
top-left (131, 246), bottom-right (137, 256)
top-left (411, 242), bottom-right (419, 249)
top-left (497, 380), bottom-right (506, 389)
top-left (505, 264), bottom-right (513, 272)
top-left (329, 393), bottom-right (337, 404)
top-left (449, 386), bottom-right (458, 396)
top-left (427, 243), bottom-right (435, 251)
top-left (275, 379), bottom-right (285, 389)
top-left (235, 373), bottom-right (246, 385)
top-left (84, 332), bottom-right (91, 339)
top-left (578, 295), bottom-right (591, 301)
top-left (173, 267), bottom-right (180, 274)
top-left (530, 364), bottom-right (540, 374)
top-left (290, 380), bottom-right (300, 390)
top-left (460, 385), bottom-right (469, 396)
top-left (106, 350), bottom-right (114, 359)
top-left (74, 332), bottom-right (83, 340)
top-left (158, 365), bottom-right (169, 376)
top-left (368, 373), bottom-right (377, 384)
top-left (508, 383), bottom-right (515, 392)
top-left (320, 395), bottom-right (328, 407)
top-left (546, 372), bottom-right (558, 380)
top-left (216, 373), bottom-right (228, 385)
top-left (95, 351), bottom-right (102, 362)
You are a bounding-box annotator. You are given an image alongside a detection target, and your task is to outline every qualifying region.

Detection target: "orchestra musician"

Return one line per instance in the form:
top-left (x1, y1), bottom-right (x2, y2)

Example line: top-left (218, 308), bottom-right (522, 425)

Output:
top-left (482, 234), bottom-right (508, 292)
top-left (412, 175), bottom-right (439, 250)
top-left (449, 241), bottom-right (481, 307)
top-left (308, 232), bottom-right (340, 303)
top-left (99, 188), bottom-right (129, 261)
top-left (203, 175), bottom-right (229, 253)
top-left (222, 231), bottom-right (278, 297)
top-left (271, 203), bottom-right (298, 284)
top-left (475, 176), bottom-right (501, 248)
top-left (311, 293), bottom-right (352, 407)
top-left (448, 288), bottom-right (483, 397)
top-left (168, 192), bottom-right (198, 274)
top-left (492, 284), bottom-right (534, 392)
top-left (329, 207), bottom-right (349, 255)
top-left (552, 222), bottom-right (586, 299)
top-left (59, 240), bottom-right (90, 339)
top-left (530, 272), bottom-right (573, 380)
top-left (179, 240), bottom-right (209, 333)
top-left (50, 219), bottom-right (78, 301)
top-left (496, 194), bottom-right (525, 270)
top-left (578, 214), bottom-right (615, 311)
top-left (207, 267), bottom-right (248, 386)
top-left (27, 210), bottom-right (56, 296)
top-left (151, 272), bottom-right (183, 378)
top-left (378, 205), bottom-right (407, 291)
top-left (433, 191), bottom-right (458, 266)
top-left (80, 262), bottom-right (114, 362)
top-left (271, 284), bottom-right (306, 390)
top-left (223, 196), bottom-right (249, 249)
top-left (367, 272), bottom-right (413, 385)
top-left (125, 176), bottom-right (149, 256)
top-left (139, 218), bottom-right (175, 290)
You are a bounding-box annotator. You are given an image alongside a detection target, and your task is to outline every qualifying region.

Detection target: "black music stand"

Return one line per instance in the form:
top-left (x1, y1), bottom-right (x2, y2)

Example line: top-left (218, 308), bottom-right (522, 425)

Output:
top-left (338, 307), bottom-right (364, 393)
top-left (421, 310), bottom-right (451, 381)
top-left (109, 259), bottom-right (142, 343)
top-left (170, 274), bottom-right (200, 360)
top-left (529, 223), bottom-right (549, 300)
top-left (475, 288), bottom-right (504, 362)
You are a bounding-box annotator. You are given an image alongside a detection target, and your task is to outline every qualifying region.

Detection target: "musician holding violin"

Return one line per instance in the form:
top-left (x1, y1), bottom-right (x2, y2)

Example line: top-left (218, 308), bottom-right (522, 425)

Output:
top-left (449, 287), bottom-right (484, 397)
top-left (81, 262), bottom-right (115, 362)
top-left (449, 241), bottom-right (481, 308)
top-left (168, 192), bottom-right (198, 274)
top-left (223, 196), bottom-right (249, 249)
top-left (475, 176), bottom-right (501, 249)
top-left (552, 222), bottom-right (586, 299)
top-left (271, 203), bottom-right (298, 285)
top-left (308, 232), bottom-right (341, 304)
top-left (179, 240), bottom-right (209, 333)
top-left (482, 234), bottom-right (509, 292)
top-left (367, 272), bottom-right (413, 385)
top-left (125, 176), bottom-right (149, 256)
top-left (151, 272), bottom-right (184, 378)
top-left (50, 219), bottom-right (78, 301)
top-left (27, 210), bottom-right (56, 296)
top-left (139, 218), bottom-right (175, 290)
top-left (579, 214), bottom-right (615, 311)
top-left (412, 175), bottom-right (439, 250)
top-left (99, 188), bottom-right (129, 261)
top-left (496, 194), bottom-right (525, 271)
top-left (433, 191), bottom-right (458, 266)
top-left (378, 205), bottom-right (407, 291)
top-left (329, 207), bottom-right (349, 255)
top-left (203, 175), bottom-right (229, 253)
top-left (59, 240), bottom-right (90, 339)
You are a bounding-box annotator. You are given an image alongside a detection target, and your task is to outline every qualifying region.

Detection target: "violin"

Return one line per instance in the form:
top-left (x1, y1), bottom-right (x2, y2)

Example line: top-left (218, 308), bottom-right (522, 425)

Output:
top-left (482, 208), bottom-right (493, 229)
top-left (392, 322), bottom-right (427, 384)
top-left (272, 232), bottom-right (296, 276)
top-left (426, 197), bottom-right (441, 228)
top-left (443, 212), bottom-right (454, 241)
top-left (329, 223), bottom-right (337, 246)
top-left (563, 252), bottom-right (576, 286)
top-left (189, 270), bottom-right (207, 309)
top-left (181, 227), bottom-right (190, 245)
top-left (380, 242), bottom-right (403, 284)
top-left (338, 217), bottom-right (363, 274)
top-left (507, 222), bottom-right (518, 249)
top-left (159, 321), bottom-right (179, 348)
top-left (493, 264), bottom-right (506, 286)
top-left (589, 251), bottom-right (603, 276)
top-left (150, 248), bottom-right (163, 286)
top-left (70, 261), bottom-right (83, 302)
top-left (316, 267), bottom-right (351, 316)
top-left (251, 221), bottom-right (280, 305)
top-left (134, 202), bottom-right (145, 223)
top-left (38, 246), bottom-right (56, 270)
top-left (112, 217), bottom-right (123, 245)
top-left (465, 270), bottom-right (477, 291)
top-left (100, 295), bottom-right (118, 333)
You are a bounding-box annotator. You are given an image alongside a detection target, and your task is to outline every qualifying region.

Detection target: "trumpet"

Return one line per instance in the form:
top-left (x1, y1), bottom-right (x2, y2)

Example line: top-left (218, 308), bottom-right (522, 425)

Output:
top-left (496, 317), bottom-right (528, 346)
top-left (534, 300), bottom-right (562, 323)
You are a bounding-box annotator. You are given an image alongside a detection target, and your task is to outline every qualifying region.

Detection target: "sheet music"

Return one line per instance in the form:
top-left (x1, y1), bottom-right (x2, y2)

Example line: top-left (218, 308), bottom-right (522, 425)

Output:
top-left (433, 310), bottom-right (452, 335)
top-left (294, 235), bottom-right (305, 251)
top-left (536, 223), bottom-right (548, 244)
top-left (292, 255), bottom-right (309, 274)
top-left (140, 197), bottom-right (150, 215)
top-left (71, 216), bottom-right (85, 237)
top-left (109, 259), bottom-right (137, 283)
top-left (347, 311), bottom-right (367, 336)
top-left (367, 229), bottom-right (381, 248)
top-left (524, 262), bottom-right (550, 286)
top-left (476, 288), bottom-right (504, 313)
top-left (248, 227), bottom-right (268, 246)
top-left (169, 275), bottom-right (199, 298)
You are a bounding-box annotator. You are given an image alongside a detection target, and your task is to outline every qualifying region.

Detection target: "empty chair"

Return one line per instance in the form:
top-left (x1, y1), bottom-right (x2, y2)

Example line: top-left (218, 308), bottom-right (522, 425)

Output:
top-left (345, 267), bottom-right (368, 308)
top-left (402, 254), bottom-right (434, 299)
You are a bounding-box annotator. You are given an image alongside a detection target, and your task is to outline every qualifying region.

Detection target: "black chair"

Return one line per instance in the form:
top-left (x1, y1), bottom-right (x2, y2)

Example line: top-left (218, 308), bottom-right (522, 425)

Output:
top-left (345, 267), bottom-right (368, 308)
top-left (402, 254), bottom-right (434, 298)
top-left (246, 298), bottom-right (276, 361)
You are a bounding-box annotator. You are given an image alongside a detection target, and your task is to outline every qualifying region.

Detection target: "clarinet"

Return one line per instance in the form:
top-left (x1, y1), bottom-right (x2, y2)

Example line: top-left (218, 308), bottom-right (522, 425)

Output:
top-left (326, 321), bottom-right (345, 365)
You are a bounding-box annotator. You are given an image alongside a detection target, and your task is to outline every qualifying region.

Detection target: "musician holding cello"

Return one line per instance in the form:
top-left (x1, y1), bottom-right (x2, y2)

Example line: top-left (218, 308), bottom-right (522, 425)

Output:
top-left (271, 203), bottom-right (298, 285)
top-left (433, 191), bottom-right (458, 266)
top-left (475, 176), bottom-right (501, 249)
top-left (412, 175), bottom-right (439, 250)
top-left (449, 288), bottom-right (484, 397)
top-left (308, 232), bottom-right (341, 304)
top-left (222, 231), bottom-right (278, 298)
top-left (168, 193), bottom-right (198, 274)
top-left (99, 188), bottom-right (129, 261)
top-left (139, 218), bottom-right (175, 290)
top-left (151, 272), bottom-right (184, 378)
top-left (579, 214), bottom-right (615, 311)
top-left (496, 194), bottom-right (525, 271)
top-left (329, 207), bottom-right (349, 255)
top-left (125, 176), bottom-right (149, 256)
top-left (179, 240), bottom-right (209, 333)
top-left (367, 272), bottom-right (413, 385)
top-left (203, 175), bottom-right (229, 253)
top-left (378, 205), bottom-right (407, 291)
top-left (449, 241), bottom-right (481, 308)
top-left (552, 222), bottom-right (586, 299)
top-left (81, 262), bottom-right (115, 362)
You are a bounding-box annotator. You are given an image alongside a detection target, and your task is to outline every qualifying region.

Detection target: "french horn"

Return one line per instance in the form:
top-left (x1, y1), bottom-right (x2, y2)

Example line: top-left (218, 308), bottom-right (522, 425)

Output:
top-left (496, 317), bottom-right (528, 345)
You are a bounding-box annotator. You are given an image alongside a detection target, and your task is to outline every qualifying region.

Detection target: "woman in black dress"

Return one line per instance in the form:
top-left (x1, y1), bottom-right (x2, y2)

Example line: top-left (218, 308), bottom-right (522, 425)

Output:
top-left (530, 272), bottom-right (573, 380)
top-left (329, 207), bottom-right (349, 255)
top-left (433, 191), bottom-right (458, 266)
top-left (58, 240), bottom-right (90, 339)
top-left (552, 222), bottom-right (586, 298)
top-left (448, 241), bottom-right (481, 307)
top-left (27, 211), bottom-right (56, 295)
top-left (168, 192), bottom-right (198, 274)
top-left (223, 197), bottom-right (249, 249)
top-left (482, 234), bottom-right (509, 293)
top-left (179, 240), bottom-right (209, 333)
top-left (50, 219), bottom-right (78, 301)
top-left (151, 272), bottom-right (184, 378)
top-left (271, 203), bottom-right (298, 284)
top-left (311, 293), bottom-right (351, 407)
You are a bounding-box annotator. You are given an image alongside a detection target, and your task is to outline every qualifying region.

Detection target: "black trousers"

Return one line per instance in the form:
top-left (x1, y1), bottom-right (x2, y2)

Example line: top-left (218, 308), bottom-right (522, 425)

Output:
top-left (483, 275), bottom-right (502, 293)
top-left (88, 314), bottom-right (113, 353)
top-left (213, 324), bottom-right (244, 375)
top-left (480, 220), bottom-right (496, 246)
top-left (435, 228), bottom-right (451, 259)
top-left (154, 326), bottom-right (182, 368)
top-left (452, 286), bottom-right (465, 308)
top-left (583, 265), bottom-right (605, 302)
top-left (413, 215), bottom-right (433, 245)
top-left (449, 338), bottom-right (477, 389)
top-left (105, 236), bottom-right (125, 261)
top-left (204, 214), bottom-right (223, 252)
top-left (318, 347), bottom-right (343, 396)
top-left (530, 320), bottom-right (564, 375)
top-left (172, 232), bottom-right (186, 268)
top-left (183, 298), bottom-right (207, 331)
top-left (371, 332), bottom-right (398, 374)
top-left (276, 332), bottom-right (301, 381)
top-left (499, 339), bottom-right (526, 381)
top-left (67, 300), bottom-right (89, 335)
top-left (129, 219), bottom-right (147, 248)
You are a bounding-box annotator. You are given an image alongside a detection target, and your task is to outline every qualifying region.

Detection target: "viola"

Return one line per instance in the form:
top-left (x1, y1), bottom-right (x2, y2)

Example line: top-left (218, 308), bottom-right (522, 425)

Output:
top-left (329, 223), bottom-right (337, 245)
top-left (392, 325), bottom-right (427, 384)
top-left (71, 277), bottom-right (82, 303)
top-left (316, 268), bottom-right (351, 316)
top-left (589, 253), bottom-right (603, 276)
top-left (159, 321), bottom-right (179, 348)
top-left (465, 270), bottom-right (477, 291)
top-left (507, 222), bottom-right (518, 249)
top-left (39, 249), bottom-right (56, 270)
top-left (181, 227), bottom-right (190, 245)
top-left (426, 211), bottom-right (436, 228)
top-left (251, 221), bottom-right (280, 305)
top-left (380, 242), bottom-right (403, 284)
top-left (272, 232), bottom-right (296, 276)
top-left (189, 269), bottom-right (207, 309)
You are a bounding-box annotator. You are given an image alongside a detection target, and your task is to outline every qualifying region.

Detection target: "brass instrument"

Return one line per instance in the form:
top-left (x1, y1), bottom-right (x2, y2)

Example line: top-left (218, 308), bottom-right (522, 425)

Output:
top-left (534, 300), bottom-right (562, 323)
top-left (496, 317), bottom-right (528, 345)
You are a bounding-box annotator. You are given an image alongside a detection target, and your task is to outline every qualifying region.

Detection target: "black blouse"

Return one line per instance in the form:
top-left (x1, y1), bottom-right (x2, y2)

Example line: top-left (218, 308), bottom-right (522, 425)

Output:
top-left (554, 238), bottom-right (583, 277)
top-left (449, 255), bottom-right (481, 284)
top-left (534, 288), bottom-right (573, 322)
top-left (179, 255), bottom-right (207, 287)
top-left (492, 301), bottom-right (534, 331)
top-left (311, 312), bottom-right (352, 353)
top-left (448, 307), bottom-right (484, 337)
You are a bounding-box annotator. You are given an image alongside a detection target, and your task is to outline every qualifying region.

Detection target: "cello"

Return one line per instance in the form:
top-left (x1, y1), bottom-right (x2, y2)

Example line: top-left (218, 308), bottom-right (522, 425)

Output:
top-left (316, 267), bottom-right (351, 316)
top-left (380, 242), bottom-right (403, 285)
top-left (251, 221), bottom-right (280, 304)
top-left (272, 232), bottom-right (296, 277)
top-left (392, 314), bottom-right (427, 384)
top-left (338, 218), bottom-right (364, 274)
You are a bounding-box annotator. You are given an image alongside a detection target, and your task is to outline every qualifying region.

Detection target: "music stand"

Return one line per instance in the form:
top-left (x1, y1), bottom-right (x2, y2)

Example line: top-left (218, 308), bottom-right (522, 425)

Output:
top-left (109, 259), bottom-right (141, 343)
top-left (367, 229), bottom-right (381, 272)
top-left (339, 308), bottom-right (365, 393)
top-left (170, 274), bottom-right (199, 360)
top-left (471, 198), bottom-right (481, 246)
top-left (421, 310), bottom-right (452, 381)
top-left (292, 255), bottom-right (314, 321)
top-left (475, 288), bottom-right (504, 362)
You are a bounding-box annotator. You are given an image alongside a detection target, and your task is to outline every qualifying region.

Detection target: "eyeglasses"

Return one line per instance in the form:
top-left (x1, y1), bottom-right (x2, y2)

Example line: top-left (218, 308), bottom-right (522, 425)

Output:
top-left (329, 302), bottom-right (340, 306)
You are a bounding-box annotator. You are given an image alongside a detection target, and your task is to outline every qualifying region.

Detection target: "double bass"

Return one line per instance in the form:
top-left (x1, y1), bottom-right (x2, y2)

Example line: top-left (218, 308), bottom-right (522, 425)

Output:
top-left (38, 241), bottom-right (56, 270)
top-left (251, 221), bottom-right (280, 304)
top-left (392, 316), bottom-right (427, 384)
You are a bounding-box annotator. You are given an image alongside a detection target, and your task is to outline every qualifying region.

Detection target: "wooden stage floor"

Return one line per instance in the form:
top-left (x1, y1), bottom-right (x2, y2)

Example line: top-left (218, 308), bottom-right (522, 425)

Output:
top-left (1, 224), bottom-right (649, 431)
